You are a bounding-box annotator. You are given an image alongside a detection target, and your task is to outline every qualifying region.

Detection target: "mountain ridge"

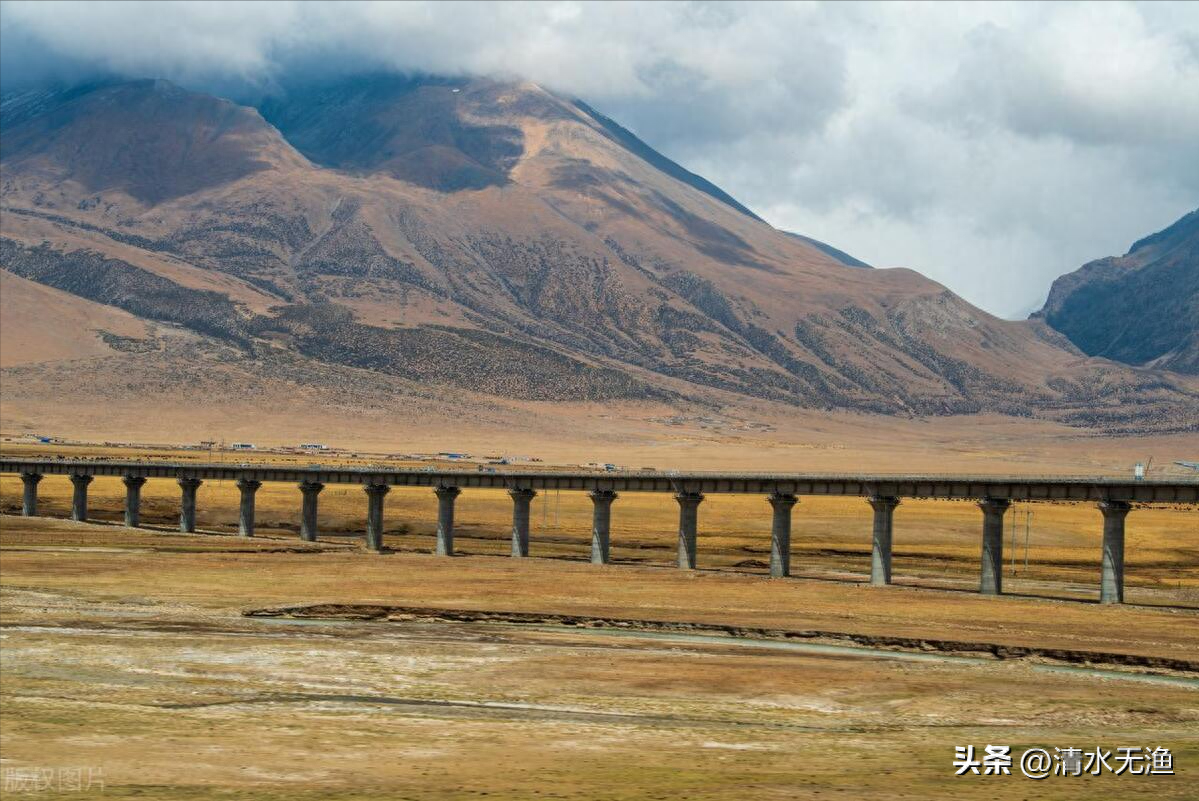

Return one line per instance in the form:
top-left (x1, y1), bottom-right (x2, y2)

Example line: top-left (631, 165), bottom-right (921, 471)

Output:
top-left (1, 75), bottom-right (1195, 433)
top-left (1037, 208), bottom-right (1198, 375)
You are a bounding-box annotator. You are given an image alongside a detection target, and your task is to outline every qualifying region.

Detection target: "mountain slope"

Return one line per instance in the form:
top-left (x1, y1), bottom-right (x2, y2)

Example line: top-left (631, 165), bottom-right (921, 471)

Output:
top-left (1, 75), bottom-right (1195, 433)
top-left (571, 98), bottom-right (763, 222)
top-left (1, 80), bottom-right (306, 205)
top-left (1037, 209), bottom-right (1199, 374)
top-left (784, 231), bottom-right (871, 268)
top-left (258, 75), bottom-right (524, 192)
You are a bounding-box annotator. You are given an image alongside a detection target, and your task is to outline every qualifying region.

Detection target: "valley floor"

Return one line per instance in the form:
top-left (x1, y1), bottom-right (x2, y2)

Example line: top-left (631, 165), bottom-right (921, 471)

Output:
top-left (1, 511), bottom-right (1197, 799)
top-left (3, 366), bottom-right (1199, 475)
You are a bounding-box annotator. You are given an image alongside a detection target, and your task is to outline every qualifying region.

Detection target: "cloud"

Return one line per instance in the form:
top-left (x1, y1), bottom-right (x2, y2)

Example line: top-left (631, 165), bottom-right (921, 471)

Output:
top-left (1, 0), bottom-right (1196, 317)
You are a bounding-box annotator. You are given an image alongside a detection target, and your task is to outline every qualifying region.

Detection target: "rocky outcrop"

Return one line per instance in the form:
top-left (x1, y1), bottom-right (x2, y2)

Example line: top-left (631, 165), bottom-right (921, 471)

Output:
top-left (1038, 209), bottom-right (1198, 374)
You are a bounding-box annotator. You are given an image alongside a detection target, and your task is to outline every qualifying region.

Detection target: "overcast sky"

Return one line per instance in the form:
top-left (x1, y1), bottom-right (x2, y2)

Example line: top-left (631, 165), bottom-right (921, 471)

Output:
top-left (2, 1), bottom-right (1197, 318)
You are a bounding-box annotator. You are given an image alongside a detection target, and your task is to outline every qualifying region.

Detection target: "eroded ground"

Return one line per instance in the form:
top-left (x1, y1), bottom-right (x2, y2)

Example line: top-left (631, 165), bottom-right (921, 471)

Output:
top-left (1, 516), bottom-right (1197, 799)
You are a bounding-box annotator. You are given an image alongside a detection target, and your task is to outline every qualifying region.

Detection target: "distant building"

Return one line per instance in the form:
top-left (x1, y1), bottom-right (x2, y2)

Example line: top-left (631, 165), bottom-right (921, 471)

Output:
top-left (231, 442), bottom-right (256, 450)
top-left (299, 443), bottom-right (328, 450)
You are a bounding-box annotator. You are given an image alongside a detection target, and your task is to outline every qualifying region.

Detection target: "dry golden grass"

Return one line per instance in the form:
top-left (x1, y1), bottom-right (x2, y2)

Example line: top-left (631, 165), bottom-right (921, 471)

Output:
top-left (3, 516), bottom-right (1199, 658)
top-left (2, 443), bottom-right (1197, 799)
top-left (4, 394), bottom-right (1198, 477)
top-left (2, 515), bottom-right (1198, 800)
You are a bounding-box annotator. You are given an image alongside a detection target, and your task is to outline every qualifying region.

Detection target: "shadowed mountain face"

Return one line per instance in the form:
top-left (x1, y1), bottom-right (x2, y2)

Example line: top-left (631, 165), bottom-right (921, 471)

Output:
top-left (0, 80), bottom-right (300, 204)
top-left (259, 76), bottom-right (525, 191)
top-left (784, 232), bottom-right (871, 269)
top-left (1, 75), bottom-right (1195, 431)
top-left (1037, 210), bottom-right (1199, 375)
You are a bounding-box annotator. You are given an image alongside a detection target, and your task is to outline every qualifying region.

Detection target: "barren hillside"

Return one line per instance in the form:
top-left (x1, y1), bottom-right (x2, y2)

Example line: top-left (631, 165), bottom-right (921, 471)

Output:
top-left (1037, 209), bottom-right (1198, 375)
top-left (2, 75), bottom-right (1196, 436)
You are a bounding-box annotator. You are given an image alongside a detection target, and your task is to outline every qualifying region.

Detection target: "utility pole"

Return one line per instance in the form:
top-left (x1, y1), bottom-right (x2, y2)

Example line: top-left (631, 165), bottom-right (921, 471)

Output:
top-left (1010, 503), bottom-right (1018, 575)
top-left (1023, 509), bottom-right (1032, 573)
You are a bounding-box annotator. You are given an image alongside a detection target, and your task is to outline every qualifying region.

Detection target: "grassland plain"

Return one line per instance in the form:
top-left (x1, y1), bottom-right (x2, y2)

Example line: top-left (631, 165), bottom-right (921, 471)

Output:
top-left (1, 443), bottom-right (1197, 799)
top-left (2, 519), bottom-right (1198, 800)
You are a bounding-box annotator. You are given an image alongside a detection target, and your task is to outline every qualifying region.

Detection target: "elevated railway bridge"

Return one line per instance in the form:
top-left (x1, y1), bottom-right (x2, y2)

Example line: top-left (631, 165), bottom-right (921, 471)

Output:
top-left (3, 457), bottom-right (1196, 604)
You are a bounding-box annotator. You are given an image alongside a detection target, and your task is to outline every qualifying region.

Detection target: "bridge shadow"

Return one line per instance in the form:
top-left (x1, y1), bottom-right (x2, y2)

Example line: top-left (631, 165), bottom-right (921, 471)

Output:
top-left (509, 551), bottom-right (1199, 611)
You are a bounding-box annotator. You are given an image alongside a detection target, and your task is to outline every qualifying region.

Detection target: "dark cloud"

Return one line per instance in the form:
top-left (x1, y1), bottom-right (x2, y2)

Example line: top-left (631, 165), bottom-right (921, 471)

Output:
top-left (1, 0), bottom-right (1195, 317)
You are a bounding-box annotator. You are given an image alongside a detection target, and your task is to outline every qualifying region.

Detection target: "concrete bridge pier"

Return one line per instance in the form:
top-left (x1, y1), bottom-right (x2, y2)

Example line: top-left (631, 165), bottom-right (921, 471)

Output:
top-left (1099, 500), bottom-right (1131, 604)
top-left (122, 475), bottom-right (147, 528)
top-left (20, 472), bottom-right (41, 516)
top-left (978, 498), bottom-right (1011, 595)
top-left (675, 491), bottom-right (704, 569)
top-left (509, 488), bottom-right (537, 557)
top-left (589, 490), bottom-right (618, 564)
top-left (435, 486), bottom-right (461, 555)
top-left (768, 492), bottom-right (798, 578)
top-left (178, 478), bottom-right (202, 532)
top-left (299, 481), bottom-right (324, 542)
top-left (69, 474), bottom-right (93, 522)
top-left (868, 495), bottom-right (900, 586)
top-left (364, 483), bottom-right (390, 551)
top-left (237, 479), bottom-right (262, 537)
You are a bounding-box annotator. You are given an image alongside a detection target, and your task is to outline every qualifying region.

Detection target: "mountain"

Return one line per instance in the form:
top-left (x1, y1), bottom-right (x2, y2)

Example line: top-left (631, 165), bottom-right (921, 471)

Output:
top-left (1, 75), bottom-right (1196, 435)
top-left (1, 80), bottom-right (305, 204)
top-left (1037, 209), bottom-right (1199, 375)
top-left (783, 232), bottom-right (871, 269)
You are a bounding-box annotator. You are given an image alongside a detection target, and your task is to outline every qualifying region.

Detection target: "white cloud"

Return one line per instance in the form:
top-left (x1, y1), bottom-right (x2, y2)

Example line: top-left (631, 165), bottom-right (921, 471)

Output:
top-left (1, 0), bottom-right (1196, 317)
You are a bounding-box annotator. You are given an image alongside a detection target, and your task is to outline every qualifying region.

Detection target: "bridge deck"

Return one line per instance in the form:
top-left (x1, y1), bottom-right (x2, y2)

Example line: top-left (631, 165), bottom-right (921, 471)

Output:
top-left (3, 458), bottom-right (1197, 503)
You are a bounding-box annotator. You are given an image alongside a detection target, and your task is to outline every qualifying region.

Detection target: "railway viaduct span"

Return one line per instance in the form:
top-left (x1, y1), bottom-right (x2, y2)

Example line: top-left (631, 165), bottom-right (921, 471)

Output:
top-left (3, 458), bottom-right (1197, 604)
